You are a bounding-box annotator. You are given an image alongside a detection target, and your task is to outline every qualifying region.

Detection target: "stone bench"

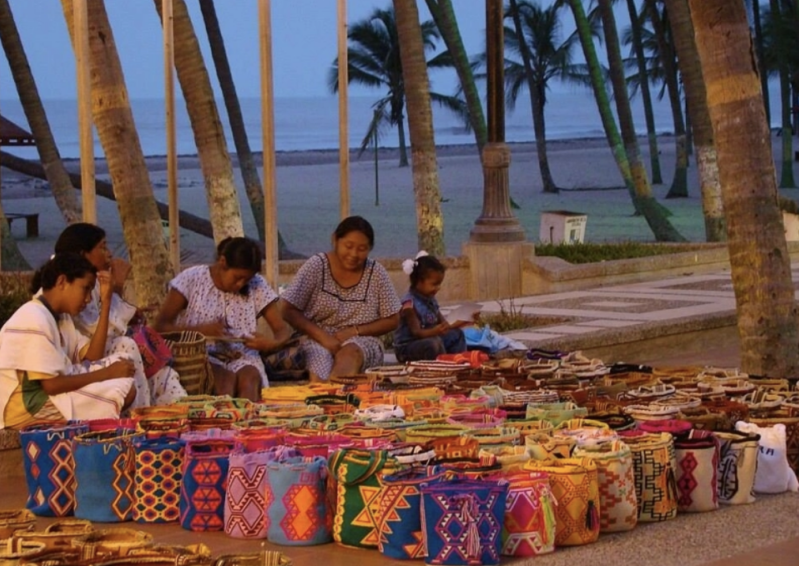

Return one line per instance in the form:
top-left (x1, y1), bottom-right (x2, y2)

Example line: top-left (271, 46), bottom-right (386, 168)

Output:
top-left (5, 212), bottom-right (39, 238)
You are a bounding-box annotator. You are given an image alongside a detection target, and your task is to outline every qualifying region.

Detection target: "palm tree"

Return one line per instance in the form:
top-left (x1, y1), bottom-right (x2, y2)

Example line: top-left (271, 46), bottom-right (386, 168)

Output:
top-left (690, 0), bottom-right (799, 377)
top-left (60, 0), bottom-right (172, 308)
top-left (0, 0), bottom-right (81, 224)
top-left (328, 5), bottom-right (464, 168)
top-left (153, 0), bottom-right (245, 243)
top-left (0, 205), bottom-right (30, 270)
top-left (503, 0), bottom-right (582, 194)
top-left (393, 0), bottom-right (444, 256)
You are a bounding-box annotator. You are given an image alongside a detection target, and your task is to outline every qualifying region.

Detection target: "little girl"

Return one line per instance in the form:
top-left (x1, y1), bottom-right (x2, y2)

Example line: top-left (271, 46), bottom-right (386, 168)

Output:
top-left (393, 252), bottom-right (467, 362)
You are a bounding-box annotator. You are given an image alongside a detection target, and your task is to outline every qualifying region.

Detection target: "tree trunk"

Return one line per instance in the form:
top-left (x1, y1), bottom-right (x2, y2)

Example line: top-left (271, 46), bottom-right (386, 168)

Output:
top-left (663, 0), bottom-right (725, 241)
top-left (397, 109), bottom-right (409, 168)
top-left (647, 0), bottom-right (688, 198)
top-left (597, 0), bottom-right (684, 241)
top-left (626, 0), bottom-right (662, 185)
top-left (60, 0), bottom-right (172, 308)
top-left (0, 0), bottom-right (81, 224)
top-left (393, 0), bottom-right (444, 256)
top-left (769, 0), bottom-right (796, 188)
top-left (424, 0), bottom-right (486, 156)
top-left (0, 204), bottom-right (31, 271)
top-left (154, 0), bottom-right (244, 243)
top-left (508, 0), bottom-right (558, 193)
top-left (690, 0), bottom-right (799, 377)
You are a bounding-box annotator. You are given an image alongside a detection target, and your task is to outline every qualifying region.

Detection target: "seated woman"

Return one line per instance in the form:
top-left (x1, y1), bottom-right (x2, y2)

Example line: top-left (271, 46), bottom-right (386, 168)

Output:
top-left (0, 254), bottom-right (136, 430)
top-left (154, 237), bottom-right (291, 401)
top-left (54, 223), bottom-right (186, 407)
top-left (282, 216), bottom-right (402, 382)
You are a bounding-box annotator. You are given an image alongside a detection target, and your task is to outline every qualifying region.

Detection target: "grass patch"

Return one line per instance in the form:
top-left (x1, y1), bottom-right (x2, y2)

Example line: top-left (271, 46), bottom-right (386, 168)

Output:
top-left (477, 299), bottom-right (572, 333)
top-left (0, 273), bottom-right (32, 327)
top-left (535, 241), bottom-right (708, 264)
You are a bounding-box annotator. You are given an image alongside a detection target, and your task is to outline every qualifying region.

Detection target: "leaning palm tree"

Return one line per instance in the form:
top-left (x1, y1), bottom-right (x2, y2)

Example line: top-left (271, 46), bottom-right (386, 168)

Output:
top-left (328, 5), bottom-right (464, 167)
top-left (0, 205), bottom-right (29, 270)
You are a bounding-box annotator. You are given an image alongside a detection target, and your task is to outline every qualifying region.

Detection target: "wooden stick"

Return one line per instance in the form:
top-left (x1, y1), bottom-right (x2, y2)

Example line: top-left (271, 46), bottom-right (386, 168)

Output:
top-left (163, 0), bottom-right (179, 274)
top-left (74, 0), bottom-right (96, 223)
top-left (260, 0), bottom-right (278, 289)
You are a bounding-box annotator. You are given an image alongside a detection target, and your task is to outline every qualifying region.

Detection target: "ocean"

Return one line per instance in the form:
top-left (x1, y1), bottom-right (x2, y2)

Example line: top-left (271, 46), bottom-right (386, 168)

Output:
top-left (0, 89), bottom-right (686, 159)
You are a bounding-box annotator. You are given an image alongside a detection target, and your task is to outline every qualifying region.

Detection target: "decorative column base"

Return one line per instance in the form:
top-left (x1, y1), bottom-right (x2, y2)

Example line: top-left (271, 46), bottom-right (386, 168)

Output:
top-left (469, 142), bottom-right (526, 243)
top-left (463, 240), bottom-right (534, 301)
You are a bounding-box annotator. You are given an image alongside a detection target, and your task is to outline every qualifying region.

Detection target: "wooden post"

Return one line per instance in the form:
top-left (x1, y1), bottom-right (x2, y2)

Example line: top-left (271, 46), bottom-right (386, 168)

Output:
top-left (163, 0), bottom-right (179, 274)
top-left (74, 0), bottom-right (96, 223)
top-left (338, 0), bottom-right (349, 219)
top-left (259, 0), bottom-right (278, 290)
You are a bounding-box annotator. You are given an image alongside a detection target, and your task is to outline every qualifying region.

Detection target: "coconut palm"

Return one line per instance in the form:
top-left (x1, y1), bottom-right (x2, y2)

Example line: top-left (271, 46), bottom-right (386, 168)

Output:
top-left (0, 206), bottom-right (29, 270)
top-left (328, 5), bottom-right (465, 168)
top-left (690, 0), bottom-right (799, 377)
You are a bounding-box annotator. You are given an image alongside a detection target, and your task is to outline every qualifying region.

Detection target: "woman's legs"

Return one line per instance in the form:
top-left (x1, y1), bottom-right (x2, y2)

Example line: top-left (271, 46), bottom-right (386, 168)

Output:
top-left (235, 365), bottom-right (262, 402)
top-left (211, 364), bottom-right (237, 397)
top-left (330, 343), bottom-right (365, 379)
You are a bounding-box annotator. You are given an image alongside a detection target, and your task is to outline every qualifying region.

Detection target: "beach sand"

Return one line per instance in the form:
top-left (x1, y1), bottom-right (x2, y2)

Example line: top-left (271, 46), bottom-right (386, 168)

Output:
top-left (3, 133), bottom-right (798, 269)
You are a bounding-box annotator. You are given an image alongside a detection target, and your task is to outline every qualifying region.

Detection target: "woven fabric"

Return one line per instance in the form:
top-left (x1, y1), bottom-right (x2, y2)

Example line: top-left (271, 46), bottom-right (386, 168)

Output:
top-left (329, 448), bottom-right (399, 548)
top-left (715, 431), bottom-right (759, 505)
top-left (72, 429), bottom-right (141, 522)
top-left (264, 456), bottom-right (331, 546)
top-left (525, 433), bottom-right (576, 460)
top-left (21, 422), bottom-right (88, 517)
top-left (179, 438), bottom-right (235, 531)
top-left (523, 458), bottom-right (600, 546)
top-left (378, 467), bottom-right (445, 560)
top-left (618, 431), bottom-right (678, 522)
top-left (132, 437), bottom-right (184, 523)
top-left (525, 402), bottom-right (587, 426)
top-left (674, 430), bottom-right (719, 512)
top-left (574, 441), bottom-right (638, 532)
top-left (491, 471), bottom-right (555, 557)
top-left (420, 478), bottom-right (509, 565)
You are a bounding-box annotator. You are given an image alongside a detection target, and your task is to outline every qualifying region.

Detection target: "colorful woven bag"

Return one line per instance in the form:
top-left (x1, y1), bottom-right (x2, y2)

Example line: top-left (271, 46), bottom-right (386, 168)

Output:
top-left (72, 429), bottom-right (142, 522)
top-left (179, 438), bottom-right (235, 531)
top-left (329, 448), bottom-right (400, 548)
top-left (378, 467), bottom-right (446, 560)
top-left (574, 440), bottom-right (638, 532)
top-left (487, 471), bottom-right (555, 557)
top-left (617, 431), bottom-right (678, 522)
top-left (132, 436), bottom-right (184, 523)
top-left (715, 430), bottom-right (760, 505)
top-left (525, 402), bottom-right (587, 426)
top-left (674, 429), bottom-right (719, 512)
top-left (265, 455), bottom-right (332, 546)
top-left (420, 478), bottom-right (509, 565)
top-left (523, 458), bottom-right (600, 546)
top-left (20, 422), bottom-right (88, 517)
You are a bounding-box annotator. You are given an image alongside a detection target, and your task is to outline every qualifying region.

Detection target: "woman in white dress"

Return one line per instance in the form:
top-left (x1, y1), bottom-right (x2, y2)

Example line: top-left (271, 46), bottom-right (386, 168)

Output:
top-left (154, 237), bottom-right (292, 401)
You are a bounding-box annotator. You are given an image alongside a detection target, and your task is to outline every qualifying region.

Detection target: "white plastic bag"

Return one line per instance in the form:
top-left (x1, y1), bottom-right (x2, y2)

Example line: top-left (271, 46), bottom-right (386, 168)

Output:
top-left (735, 421), bottom-right (799, 494)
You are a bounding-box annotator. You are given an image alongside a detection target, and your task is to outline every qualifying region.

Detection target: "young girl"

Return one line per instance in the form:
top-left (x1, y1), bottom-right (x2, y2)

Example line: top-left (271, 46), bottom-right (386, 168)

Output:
top-left (393, 252), bottom-right (466, 362)
top-left (0, 254), bottom-right (136, 430)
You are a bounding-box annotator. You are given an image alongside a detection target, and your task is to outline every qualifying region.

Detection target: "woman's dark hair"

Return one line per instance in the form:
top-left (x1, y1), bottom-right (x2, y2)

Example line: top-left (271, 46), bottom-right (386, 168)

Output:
top-left (54, 223), bottom-right (106, 256)
top-left (334, 216), bottom-right (374, 249)
top-left (31, 253), bottom-right (97, 293)
top-left (410, 255), bottom-right (445, 288)
top-left (217, 237), bottom-right (262, 272)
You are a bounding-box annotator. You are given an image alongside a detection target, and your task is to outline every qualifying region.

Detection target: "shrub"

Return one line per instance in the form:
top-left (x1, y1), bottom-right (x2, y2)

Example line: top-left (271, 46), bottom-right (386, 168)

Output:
top-left (535, 241), bottom-right (708, 264)
top-left (477, 299), bottom-right (571, 333)
top-left (0, 272), bottom-right (32, 328)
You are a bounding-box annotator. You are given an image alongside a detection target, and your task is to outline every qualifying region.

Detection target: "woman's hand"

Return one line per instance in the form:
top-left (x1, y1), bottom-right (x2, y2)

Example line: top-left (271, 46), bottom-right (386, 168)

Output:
top-left (109, 258), bottom-right (132, 293)
top-left (319, 333), bottom-right (342, 355)
top-left (196, 320), bottom-right (227, 338)
top-left (333, 326), bottom-right (359, 343)
top-left (243, 333), bottom-right (284, 353)
top-left (105, 359), bottom-right (135, 380)
top-left (97, 270), bottom-right (114, 303)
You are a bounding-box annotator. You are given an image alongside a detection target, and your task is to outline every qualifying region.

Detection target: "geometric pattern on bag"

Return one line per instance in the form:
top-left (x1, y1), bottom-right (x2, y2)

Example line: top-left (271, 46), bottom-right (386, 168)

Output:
top-left (574, 440), bottom-right (637, 532)
top-left (420, 478), bottom-right (509, 566)
top-left (265, 456), bottom-right (332, 546)
top-left (618, 431), bottom-right (678, 522)
top-left (487, 471), bottom-right (555, 557)
top-left (522, 458), bottom-right (600, 547)
top-left (674, 429), bottom-right (719, 513)
top-left (20, 422), bottom-right (89, 517)
top-left (715, 430), bottom-right (760, 505)
top-left (132, 437), bottom-right (184, 523)
top-left (72, 429), bottom-right (142, 522)
top-left (179, 438), bottom-right (235, 532)
top-left (224, 449), bottom-right (271, 539)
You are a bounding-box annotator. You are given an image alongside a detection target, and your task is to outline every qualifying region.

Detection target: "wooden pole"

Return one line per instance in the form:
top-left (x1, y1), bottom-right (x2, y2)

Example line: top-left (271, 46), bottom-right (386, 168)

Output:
top-left (163, 0), bottom-right (179, 274)
top-left (338, 0), bottom-right (349, 219)
top-left (259, 0), bottom-right (278, 289)
top-left (74, 0), bottom-right (96, 223)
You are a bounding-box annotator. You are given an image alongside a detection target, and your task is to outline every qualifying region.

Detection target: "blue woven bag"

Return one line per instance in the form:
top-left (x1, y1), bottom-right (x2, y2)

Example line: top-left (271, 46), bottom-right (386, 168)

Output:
top-left (421, 478), bottom-right (509, 566)
top-left (265, 455), bottom-right (331, 546)
top-left (179, 438), bottom-right (235, 532)
top-left (20, 422), bottom-right (88, 517)
top-left (378, 466), bottom-right (445, 560)
top-left (72, 428), bottom-right (141, 522)
top-left (132, 436), bottom-right (185, 523)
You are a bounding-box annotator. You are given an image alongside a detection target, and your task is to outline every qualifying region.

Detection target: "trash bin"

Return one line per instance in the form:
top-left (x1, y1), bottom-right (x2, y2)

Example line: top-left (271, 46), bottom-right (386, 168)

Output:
top-left (539, 211), bottom-right (587, 244)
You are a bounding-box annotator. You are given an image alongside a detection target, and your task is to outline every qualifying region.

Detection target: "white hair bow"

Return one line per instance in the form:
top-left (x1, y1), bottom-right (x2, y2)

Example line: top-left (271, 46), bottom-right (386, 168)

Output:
top-left (402, 250), bottom-right (429, 275)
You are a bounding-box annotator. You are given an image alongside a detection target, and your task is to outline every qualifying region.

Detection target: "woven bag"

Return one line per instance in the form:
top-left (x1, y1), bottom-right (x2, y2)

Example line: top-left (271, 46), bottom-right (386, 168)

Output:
top-left (747, 412), bottom-right (799, 474)
top-left (674, 430), bottom-right (720, 512)
top-left (12, 518), bottom-right (93, 553)
top-left (715, 430), bottom-right (760, 505)
top-left (132, 437), bottom-right (184, 523)
top-left (0, 509), bottom-right (35, 538)
top-left (212, 551), bottom-right (292, 566)
top-left (71, 528), bottom-right (154, 560)
top-left (161, 331), bottom-right (213, 396)
top-left (179, 438), bottom-right (235, 532)
top-left (617, 431), bottom-right (678, 522)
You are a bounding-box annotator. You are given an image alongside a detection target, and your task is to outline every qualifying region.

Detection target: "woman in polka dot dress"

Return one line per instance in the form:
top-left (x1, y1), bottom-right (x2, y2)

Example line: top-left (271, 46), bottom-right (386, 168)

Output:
top-left (282, 216), bottom-right (402, 382)
top-left (154, 237), bottom-right (292, 401)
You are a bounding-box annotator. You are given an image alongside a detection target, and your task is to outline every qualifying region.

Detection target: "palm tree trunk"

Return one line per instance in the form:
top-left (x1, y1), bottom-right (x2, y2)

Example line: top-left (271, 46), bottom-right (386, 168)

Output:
top-left (0, 205), bottom-right (30, 270)
top-left (153, 0), bottom-right (244, 243)
top-left (424, 0), bottom-right (487, 155)
top-left (393, 0), bottom-right (444, 256)
top-left (663, 0), bottom-right (725, 241)
top-left (197, 0), bottom-right (293, 256)
top-left (508, 0), bottom-right (558, 193)
top-left (647, 0), bottom-right (689, 198)
top-left (691, 0), bottom-right (799, 377)
top-left (60, 0), bottom-right (172, 308)
top-left (769, 0), bottom-right (796, 188)
top-left (397, 109), bottom-right (409, 168)
top-left (0, 0), bottom-right (81, 224)
top-left (597, 0), bottom-right (684, 241)
top-left (626, 0), bottom-right (662, 185)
